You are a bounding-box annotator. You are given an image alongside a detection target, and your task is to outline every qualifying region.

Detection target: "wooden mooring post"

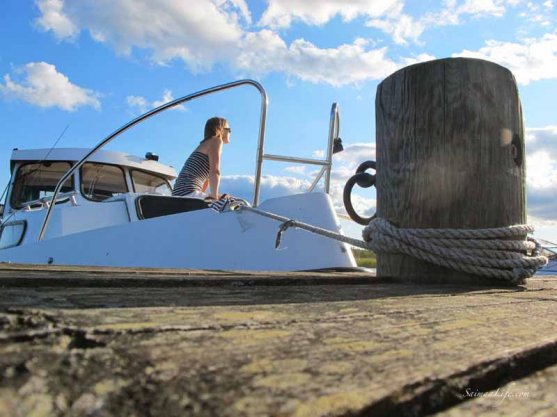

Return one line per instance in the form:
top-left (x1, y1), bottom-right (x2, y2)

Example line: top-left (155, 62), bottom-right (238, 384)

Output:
top-left (375, 57), bottom-right (526, 284)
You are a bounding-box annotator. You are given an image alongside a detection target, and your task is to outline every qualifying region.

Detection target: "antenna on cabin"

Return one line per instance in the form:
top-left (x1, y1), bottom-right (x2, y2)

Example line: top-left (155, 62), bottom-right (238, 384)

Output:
top-left (1, 124), bottom-right (71, 219)
top-left (14, 124), bottom-right (71, 182)
top-left (41, 124), bottom-right (70, 162)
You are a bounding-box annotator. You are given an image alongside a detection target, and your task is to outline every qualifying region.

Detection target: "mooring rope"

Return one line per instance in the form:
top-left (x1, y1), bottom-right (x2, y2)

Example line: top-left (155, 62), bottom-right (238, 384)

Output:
top-left (236, 205), bottom-right (368, 250)
top-left (236, 204), bottom-right (547, 284)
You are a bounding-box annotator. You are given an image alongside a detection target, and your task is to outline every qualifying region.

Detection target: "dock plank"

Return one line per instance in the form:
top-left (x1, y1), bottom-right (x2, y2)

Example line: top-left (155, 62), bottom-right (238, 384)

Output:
top-left (0, 264), bottom-right (556, 416)
top-left (435, 364), bottom-right (557, 416)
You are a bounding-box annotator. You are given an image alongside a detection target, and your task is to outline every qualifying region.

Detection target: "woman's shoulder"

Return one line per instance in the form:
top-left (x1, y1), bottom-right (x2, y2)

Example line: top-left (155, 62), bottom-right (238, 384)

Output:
top-left (201, 136), bottom-right (222, 151)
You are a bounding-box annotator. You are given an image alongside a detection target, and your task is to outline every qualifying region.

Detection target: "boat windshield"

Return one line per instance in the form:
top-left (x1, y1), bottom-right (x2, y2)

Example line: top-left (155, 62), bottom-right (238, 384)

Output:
top-left (80, 163), bottom-right (128, 201)
top-left (130, 169), bottom-right (172, 195)
top-left (10, 162), bottom-right (74, 209)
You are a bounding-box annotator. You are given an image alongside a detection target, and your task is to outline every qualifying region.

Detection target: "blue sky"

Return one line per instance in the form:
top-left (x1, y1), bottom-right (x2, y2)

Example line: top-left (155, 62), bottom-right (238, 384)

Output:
top-left (1, 0), bottom-right (556, 242)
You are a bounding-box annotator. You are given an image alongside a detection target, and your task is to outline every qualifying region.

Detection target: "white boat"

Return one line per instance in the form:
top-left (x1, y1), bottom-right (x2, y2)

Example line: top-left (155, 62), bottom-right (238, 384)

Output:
top-left (0, 80), bottom-right (357, 271)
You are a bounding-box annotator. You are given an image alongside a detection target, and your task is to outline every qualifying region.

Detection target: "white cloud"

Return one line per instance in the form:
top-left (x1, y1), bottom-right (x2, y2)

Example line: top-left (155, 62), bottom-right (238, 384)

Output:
top-left (367, 0), bottom-right (522, 45)
top-left (526, 125), bottom-right (557, 158)
top-left (259, 0), bottom-right (518, 45)
top-left (333, 143), bottom-right (376, 171)
top-left (235, 32), bottom-right (412, 86)
top-left (126, 95), bottom-right (148, 114)
top-left (220, 174), bottom-right (310, 201)
top-left (528, 185), bottom-right (557, 221)
top-left (152, 89), bottom-right (186, 111)
top-left (525, 126), bottom-right (557, 222)
top-left (259, 0), bottom-right (507, 47)
top-left (35, 0), bottom-right (77, 39)
top-left (312, 150), bottom-right (325, 158)
top-left (33, 0), bottom-right (554, 87)
top-left (259, 0), bottom-right (401, 29)
top-left (525, 126), bottom-right (557, 185)
top-left (0, 62), bottom-right (100, 111)
top-left (519, 0), bottom-right (554, 26)
top-left (454, 33), bottom-right (557, 85)
top-left (218, 0), bottom-right (252, 23)
top-left (367, 13), bottom-right (425, 45)
top-left (35, 0), bottom-right (249, 72)
top-left (527, 150), bottom-right (557, 189)
top-left (457, 0), bottom-right (506, 16)
top-left (127, 89), bottom-right (186, 114)
top-left (34, 0), bottom-right (433, 87)
top-left (284, 165), bottom-right (307, 175)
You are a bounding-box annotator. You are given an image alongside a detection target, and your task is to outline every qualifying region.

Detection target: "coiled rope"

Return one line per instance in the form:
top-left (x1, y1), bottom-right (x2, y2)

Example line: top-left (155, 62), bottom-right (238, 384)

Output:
top-left (235, 204), bottom-right (547, 284)
top-left (363, 218), bottom-right (547, 284)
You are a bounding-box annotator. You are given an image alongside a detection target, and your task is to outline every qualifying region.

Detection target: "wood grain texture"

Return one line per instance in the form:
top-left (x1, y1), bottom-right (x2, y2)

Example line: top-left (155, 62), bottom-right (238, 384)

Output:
top-left (436, 364), bottom-right (557, 417)
top-left (375, 58), bottom-right (526, 283)
top-left (1, 264), bottom-right (557, 417)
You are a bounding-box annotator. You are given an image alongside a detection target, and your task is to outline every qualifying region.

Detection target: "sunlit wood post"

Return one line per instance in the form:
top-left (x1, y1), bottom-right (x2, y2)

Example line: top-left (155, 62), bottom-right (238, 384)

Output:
top-left (375, 58), bottom-right (526, 283)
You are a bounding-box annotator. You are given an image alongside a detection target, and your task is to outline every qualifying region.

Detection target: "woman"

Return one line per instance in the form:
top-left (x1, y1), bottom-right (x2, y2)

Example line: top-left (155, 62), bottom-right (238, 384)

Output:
top-left (172, 117), bottom-right (230, 200)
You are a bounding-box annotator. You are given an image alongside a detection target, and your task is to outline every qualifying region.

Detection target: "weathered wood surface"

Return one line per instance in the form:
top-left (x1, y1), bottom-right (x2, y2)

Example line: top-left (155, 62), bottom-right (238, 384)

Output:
top-left (375, 58), bottom-right (526, 284)
top-left (1, 264), bottom-right (557, 417)
top-left (435, 363), bottom-right (557, 416)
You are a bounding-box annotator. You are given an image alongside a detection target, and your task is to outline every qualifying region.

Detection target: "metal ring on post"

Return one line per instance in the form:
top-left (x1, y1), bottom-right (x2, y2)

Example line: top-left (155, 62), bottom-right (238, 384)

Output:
top-left (343, 161), bottom-right (376, 226)
top-left (356, 160), bottom-right (376, 175)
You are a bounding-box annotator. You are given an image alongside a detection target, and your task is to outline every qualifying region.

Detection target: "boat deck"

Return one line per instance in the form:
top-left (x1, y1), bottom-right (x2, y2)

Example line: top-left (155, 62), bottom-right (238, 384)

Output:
top-left (1, 264), bottom-right (556, 416)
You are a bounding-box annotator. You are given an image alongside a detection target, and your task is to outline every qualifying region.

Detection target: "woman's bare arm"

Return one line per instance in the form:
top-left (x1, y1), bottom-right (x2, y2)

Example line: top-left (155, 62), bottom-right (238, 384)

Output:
top-left (207, 138), bottom-right (223, 199)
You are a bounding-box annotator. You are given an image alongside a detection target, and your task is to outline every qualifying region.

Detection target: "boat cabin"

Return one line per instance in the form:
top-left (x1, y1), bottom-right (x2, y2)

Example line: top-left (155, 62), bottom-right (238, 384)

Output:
top-left (0, 148), bottom-right (186, 249)
top-left (8, 147), bottom-right (176, 206)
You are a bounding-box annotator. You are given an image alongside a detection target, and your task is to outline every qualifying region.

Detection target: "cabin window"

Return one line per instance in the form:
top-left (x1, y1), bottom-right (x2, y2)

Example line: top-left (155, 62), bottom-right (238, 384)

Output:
top-left (81, 163), bottom-right (128, 201)
top-left (10, 162), bottom-right (73, 209)
top-left (0, 221), bottom-right (26, 250)
top-left (131, 170), bottom-right (172, 195)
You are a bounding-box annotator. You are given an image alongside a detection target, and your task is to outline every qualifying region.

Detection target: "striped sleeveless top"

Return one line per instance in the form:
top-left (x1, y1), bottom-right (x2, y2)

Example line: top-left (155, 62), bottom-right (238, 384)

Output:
top-left (172, 151), bottom-right (210, 196)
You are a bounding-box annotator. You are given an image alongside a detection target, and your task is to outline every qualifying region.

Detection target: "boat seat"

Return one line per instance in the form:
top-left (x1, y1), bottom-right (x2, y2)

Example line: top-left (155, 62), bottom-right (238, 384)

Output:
top-left (135, 195), bottom-right (209, 220)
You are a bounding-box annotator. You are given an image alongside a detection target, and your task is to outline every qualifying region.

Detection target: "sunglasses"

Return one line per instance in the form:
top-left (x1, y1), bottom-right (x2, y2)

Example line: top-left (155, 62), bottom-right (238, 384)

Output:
top-left (224, 127), bottom-right (231, 133)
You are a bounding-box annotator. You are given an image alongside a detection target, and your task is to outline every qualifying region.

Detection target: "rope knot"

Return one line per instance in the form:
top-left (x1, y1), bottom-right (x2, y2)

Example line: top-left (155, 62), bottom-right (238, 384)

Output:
top-left (275, 219), bottom-right (297, 249)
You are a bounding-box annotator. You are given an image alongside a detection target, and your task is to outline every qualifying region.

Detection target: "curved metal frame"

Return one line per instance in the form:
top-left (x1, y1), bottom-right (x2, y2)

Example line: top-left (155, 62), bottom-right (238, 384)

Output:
top-left (307, 102), bottom-right (339, 193)
top-left (38, 79), bottom-right (268, 241)
top-left (325, 102), bottom-right (340, 193)
top-left (264, 103), bottom-right (340, 194)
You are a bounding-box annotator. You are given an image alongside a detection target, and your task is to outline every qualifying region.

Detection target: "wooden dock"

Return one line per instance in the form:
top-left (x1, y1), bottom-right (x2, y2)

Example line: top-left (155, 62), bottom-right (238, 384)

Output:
top-left (1, 263), bottom-right (556, 416)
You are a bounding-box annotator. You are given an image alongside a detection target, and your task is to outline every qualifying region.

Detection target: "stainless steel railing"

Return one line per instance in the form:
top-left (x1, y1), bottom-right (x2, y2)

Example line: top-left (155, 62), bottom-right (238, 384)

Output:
top-left (262, 102), bottom-right (340, 194)
top-left (39, 79), bottom-right (268, 241)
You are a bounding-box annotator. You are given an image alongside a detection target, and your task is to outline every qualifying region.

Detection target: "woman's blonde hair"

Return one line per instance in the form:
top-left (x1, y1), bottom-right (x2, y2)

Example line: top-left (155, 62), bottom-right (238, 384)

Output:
top-left (203, 117), bottom-right (228, 141)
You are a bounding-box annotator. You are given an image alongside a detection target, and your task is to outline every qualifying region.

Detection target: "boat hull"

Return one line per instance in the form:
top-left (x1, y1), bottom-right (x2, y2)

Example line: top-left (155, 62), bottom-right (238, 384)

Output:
top-left (0, 193), bottom-right (356, 271)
